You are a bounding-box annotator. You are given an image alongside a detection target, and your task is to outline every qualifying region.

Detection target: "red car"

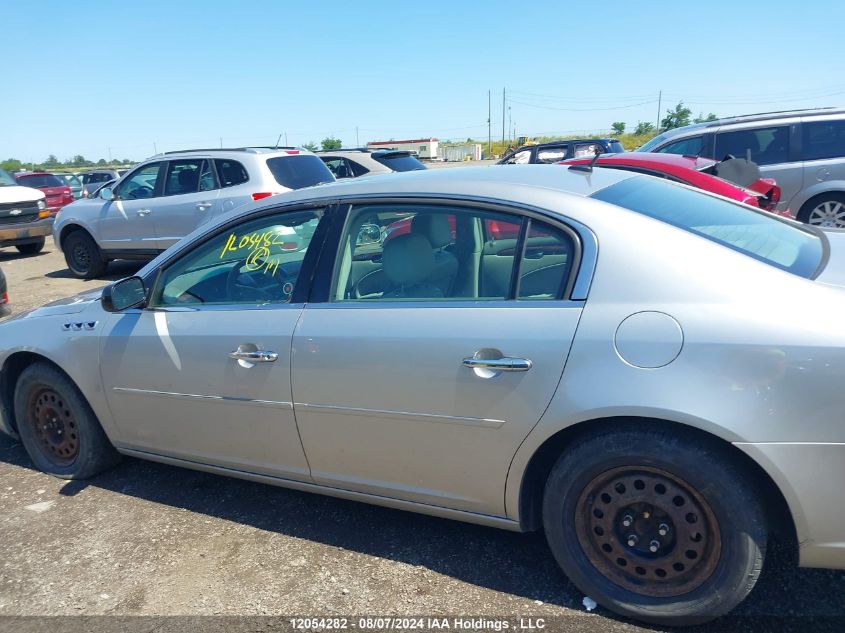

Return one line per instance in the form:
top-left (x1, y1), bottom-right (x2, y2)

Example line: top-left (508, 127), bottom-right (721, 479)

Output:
top-left (559, 153), bottom-right (791, 217)
top-left (13, 172), bottom-right (73, 214)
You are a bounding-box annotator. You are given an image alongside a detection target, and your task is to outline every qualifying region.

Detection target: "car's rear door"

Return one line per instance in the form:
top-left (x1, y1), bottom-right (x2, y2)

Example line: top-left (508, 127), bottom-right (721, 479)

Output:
top-left (291, 200), bottom-right (587, 516)
top-left (154, 158), bottom-right (221, 249)
top-left (99, 202), bottom-right (333, 479)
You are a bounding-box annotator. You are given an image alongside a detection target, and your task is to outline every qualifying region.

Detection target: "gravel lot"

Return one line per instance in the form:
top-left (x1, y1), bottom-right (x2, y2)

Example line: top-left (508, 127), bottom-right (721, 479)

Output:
top-left (1, 231), bottom-right (845, 632)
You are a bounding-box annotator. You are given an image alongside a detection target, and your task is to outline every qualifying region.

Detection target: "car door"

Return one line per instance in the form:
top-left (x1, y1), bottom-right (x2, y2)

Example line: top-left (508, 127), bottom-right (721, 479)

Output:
top-left (291, 201), bottom-right (585, 516)
top-left (800, 116), bottom-right (845, 203)
top-left (99, 203), bottom-right (331, 479)
top-left (96, 162), bottom-right (164, 253)
top-left (154, 158), bottom-right (222, 249)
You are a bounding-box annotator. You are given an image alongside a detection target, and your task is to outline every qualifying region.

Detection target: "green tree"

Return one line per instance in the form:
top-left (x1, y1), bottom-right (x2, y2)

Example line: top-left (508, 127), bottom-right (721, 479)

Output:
top-left (97, 158), bottom-right (107, 165)
top-left (320, 137), bottom-right (342, 150)
top-left (71, 154), bottom-right (88, 167)
top-left (302, 141), bottom-right (319, 152)
top-left (693, 112), bottom-right (718, 124)
top-left (1, 158), bottom-right (23, 172)
top-left (634, 121), bottom-right (655, 136)
top-left (610, 122), bottom-right (626, 136)
top-left (661, 102), bottom-right (692, 131)
top-left (122, 158), bottom-right (132, 164)
top-left (45, 154), bottom-right (59, 166)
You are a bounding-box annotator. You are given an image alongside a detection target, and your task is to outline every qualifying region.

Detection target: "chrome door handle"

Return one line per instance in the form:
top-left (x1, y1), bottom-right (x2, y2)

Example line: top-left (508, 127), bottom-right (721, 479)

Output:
top-left (462, 356), bottom-right (533, 372)
top-left (228, 349), bottom-right (278, 362)
top-left (196, 202), bottom-right (213, 211)
top-left (137, 209), bottom-right (152, 216)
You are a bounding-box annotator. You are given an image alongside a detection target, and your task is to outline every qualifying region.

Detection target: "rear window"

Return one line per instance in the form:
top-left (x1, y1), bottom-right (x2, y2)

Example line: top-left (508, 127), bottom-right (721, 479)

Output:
top-left (591, 177), bottom-right (824, 278)
top-left (265, 155), bottom-right (334, 190)
top-left (16, 174), bottom-right (64, 188)
top-left (608, 140), bottom-right (625, 153)
top-left (82, 172), bottom-right (113, 184)
top-left (373, 152), bottom-right (427, 172)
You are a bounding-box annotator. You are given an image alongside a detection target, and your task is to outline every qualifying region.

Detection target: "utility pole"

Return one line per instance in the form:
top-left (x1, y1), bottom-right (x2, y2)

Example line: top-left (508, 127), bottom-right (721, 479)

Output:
top-left (108, 147), bottom-right (112, 162)
top-left (487, 90), bottom-right (491, 158)
top-left (508, 107), bottom-right (512, 143)
top-left (656, 90), bottom-right (662, 133)
top-left (219, 137), bottom-right (223, 148)
top-left (356, 127), bottom-right (359, 147)
top-left (502, 87), bottom-right (506, 145)
top-left (153, 142), bottom-right (157, 155)
top-left (285, 132), bottom-right (288, 146)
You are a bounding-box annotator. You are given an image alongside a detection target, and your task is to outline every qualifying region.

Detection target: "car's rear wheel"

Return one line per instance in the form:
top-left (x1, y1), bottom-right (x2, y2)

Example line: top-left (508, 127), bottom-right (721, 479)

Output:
top-left (63, 230), bottom-right (106, 279)
top-left (15, 238), bottom-right (45, 256)
top-left (14, 363), bottom-right (120, 479)
top-left (542, 427), bottom-right (766, 626)
top-left (797, 192), bottom-right (845, 227)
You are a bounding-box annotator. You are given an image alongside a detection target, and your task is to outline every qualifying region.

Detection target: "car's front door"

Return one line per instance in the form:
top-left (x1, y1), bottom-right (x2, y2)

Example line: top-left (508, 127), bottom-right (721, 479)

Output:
top-left (291, 202), bottom-right (585, 515)
top-left (155, 158), bottom-right (222, 249)
top-left (99, 204), bottom-right (330, 479)
top-left (97, 162), bottom-right (164, 253)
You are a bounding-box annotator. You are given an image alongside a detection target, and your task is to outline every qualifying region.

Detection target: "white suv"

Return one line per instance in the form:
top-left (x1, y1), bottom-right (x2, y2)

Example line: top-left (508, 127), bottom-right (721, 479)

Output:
top-left (53, 147), bottom-right (335, 278)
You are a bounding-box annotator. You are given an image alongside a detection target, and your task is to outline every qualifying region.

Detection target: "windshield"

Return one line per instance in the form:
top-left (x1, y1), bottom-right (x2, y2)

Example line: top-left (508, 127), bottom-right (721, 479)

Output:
top-left (0, 168), bottom-right (16, 186)
top-left (637, 131), bottom-right (676, 152)
top-left (373, 152), bottom-right (427, 172)
top-left (266, 155), bottom-right (335, 190)
top-left (16, 174), bottom-right (64, 188)
top-left (591, 177), bottom-right (824, 278)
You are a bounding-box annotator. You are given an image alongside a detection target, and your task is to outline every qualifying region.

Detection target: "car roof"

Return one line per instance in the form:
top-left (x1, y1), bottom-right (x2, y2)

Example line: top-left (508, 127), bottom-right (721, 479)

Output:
top-left (152, 147), bottom-right (315, 160)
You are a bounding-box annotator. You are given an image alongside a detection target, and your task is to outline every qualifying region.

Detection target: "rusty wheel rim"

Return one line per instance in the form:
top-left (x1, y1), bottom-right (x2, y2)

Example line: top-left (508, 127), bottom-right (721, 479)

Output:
top-left (28, 387), bottom-right (79, 466)
top-left (575, 466), bottom-right (721, 597)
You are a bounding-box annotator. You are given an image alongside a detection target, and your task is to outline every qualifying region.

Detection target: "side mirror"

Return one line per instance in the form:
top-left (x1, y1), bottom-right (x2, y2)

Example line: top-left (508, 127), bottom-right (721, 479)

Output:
top-left (102, 276), bottom-right (146, 312)
top-left (99, 187), bottom-right (115, 201)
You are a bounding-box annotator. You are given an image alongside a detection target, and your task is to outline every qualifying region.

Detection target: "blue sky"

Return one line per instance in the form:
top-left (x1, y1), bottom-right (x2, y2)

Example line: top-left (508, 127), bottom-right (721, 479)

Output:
top-left (3, 0), bottom-right (845, 162)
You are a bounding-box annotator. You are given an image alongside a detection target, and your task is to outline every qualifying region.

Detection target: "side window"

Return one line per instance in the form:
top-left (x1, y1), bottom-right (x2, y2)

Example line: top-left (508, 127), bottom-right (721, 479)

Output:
top-left (331, 205), bottom-right (576, 302)
top-left (322, 158), bottom-right (354, 179)
top-left (537, 146), bottom-right (568, 163)
top-left (349, 159), bottom-right (369, 177)
top-left (715, 126), bottom-right (790, 165)
top-left (502, 149), bottom-right (531, 164)
top-left (150, 209), bottom-right (324, 307)
top-left (803, 120), bottom-right (845, 161)
top-left (115, 163), bottom-right (161, 200)
top-left (656, 136), bottom-right (704, 156)
top-left (164, 159), bottom-right (203, 196)
top-left (573, 143), bottom-right (601, 158)
top-left (199, 159), bottom-right (217, 191)
top-left (214, 159), bottom-right (249, 188)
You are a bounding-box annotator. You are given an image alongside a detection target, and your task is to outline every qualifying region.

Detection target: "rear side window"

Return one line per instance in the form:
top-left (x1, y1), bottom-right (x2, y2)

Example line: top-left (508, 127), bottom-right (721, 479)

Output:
top-left (372, 153), bottom-right (426, 172)
top-left (16, 174), bottom-right (64, 188)
top-left (715, 126), bottom-right (790, 165)
top-left (266, 155), bottom-right (334, 190)
top-left (608, 140), bottom-right (625, 153)
top-left (82, 172), bottom-right (112, 184)
top-left (803, 119), bottom-right (845, 161)
top-left (214, 159), bottom-right (249, 188)
top-left (656, 136), bottom-right (704, 156)
top-left (591, 177), bottom-right (823, 277)
top-left (536, 146), bottom-right (568, 163)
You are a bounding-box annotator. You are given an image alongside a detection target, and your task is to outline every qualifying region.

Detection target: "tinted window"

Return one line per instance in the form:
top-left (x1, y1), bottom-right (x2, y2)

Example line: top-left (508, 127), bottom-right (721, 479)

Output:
top-left (115, 163), bottom-right (161, 200)
top-left (15, 174), bottom-right (64, 188)
top-left (608, 140), bottom-right (626, 153)
top-left (151, 209), bottom-right (324, 306)
top-left (656, 136), bottom-right (704, 156)
top-left (164, 159), bottom-right (202, 196)
top-left (372, 153), bottom-right (426, 172)
top-left (82, 172), bottom-right (113, 184)
top-left (715, 126), bottom-right (789, 165)
top-left (214, 159), bottom-right (249, 188)
top-left (536, 146), bottom-right (568, 163)
top-left (266, 155), bottom-right (334, 189)
top-left (321, 158), bottom-right (356, 179)
top-left (803, 119), bottom-right (845, 161)
top-left (591, 177), bottom-right (823, 277)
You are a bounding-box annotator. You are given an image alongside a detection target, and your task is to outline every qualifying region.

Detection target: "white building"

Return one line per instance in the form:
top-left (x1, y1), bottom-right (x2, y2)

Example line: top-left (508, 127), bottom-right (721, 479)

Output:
top-left (366, 138), bottom-right (439, 160)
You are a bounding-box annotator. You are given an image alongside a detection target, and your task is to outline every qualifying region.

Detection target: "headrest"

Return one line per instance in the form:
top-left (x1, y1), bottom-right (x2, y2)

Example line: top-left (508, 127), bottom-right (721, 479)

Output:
top-left (383, 233), bottom-right (435, 285)
top-left (178, 169), bottom-right (198, 189)
top-left (411, 214), bottom-right (452, 248)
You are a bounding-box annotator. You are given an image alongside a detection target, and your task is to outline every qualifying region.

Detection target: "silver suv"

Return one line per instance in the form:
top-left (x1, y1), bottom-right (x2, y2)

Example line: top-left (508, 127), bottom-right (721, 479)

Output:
top-left (638, 107), bottom-right (845, 226)
top-left (317, 148), bottom-right (426, 179)
top-left (53, 147), bottom-right (334, 278)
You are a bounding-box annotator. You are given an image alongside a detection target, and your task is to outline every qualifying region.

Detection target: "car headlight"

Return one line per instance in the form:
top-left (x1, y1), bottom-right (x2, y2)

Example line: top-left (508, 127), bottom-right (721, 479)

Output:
top-left (37, 199), bottom-right (46, 210)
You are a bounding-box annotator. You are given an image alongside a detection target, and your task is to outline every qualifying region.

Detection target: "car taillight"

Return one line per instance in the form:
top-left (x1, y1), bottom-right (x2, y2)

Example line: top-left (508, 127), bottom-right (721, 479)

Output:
top-left (284, 150), bottom-right (300, 155)
top-left (251, 192), bottom-right (274, 201)
top-left (1, 291), bottom-right (8, 305)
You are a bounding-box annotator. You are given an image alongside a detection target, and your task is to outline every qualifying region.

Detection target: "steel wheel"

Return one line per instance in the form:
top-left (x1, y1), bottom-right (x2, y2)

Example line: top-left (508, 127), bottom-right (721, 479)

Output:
top-left (27, 387), bottom-right (80, 466)
top-left (808, 199), bottom-right (845, 227)
top-left (574, 466), bottom-right (721, 598)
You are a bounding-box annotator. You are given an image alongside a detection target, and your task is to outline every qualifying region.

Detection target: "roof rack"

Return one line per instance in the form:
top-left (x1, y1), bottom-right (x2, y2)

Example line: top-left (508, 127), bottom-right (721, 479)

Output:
top-left (316, 148), bottom-right (371, 153)
top-left (162, 146), bottom-right (301, 155)
top-left (706, 107), bottom-right (845, 127)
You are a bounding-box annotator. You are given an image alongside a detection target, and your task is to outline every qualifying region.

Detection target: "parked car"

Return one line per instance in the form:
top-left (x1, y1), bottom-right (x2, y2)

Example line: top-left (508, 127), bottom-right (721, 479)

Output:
top-left (498, 138), bottom-right (625, 164)
top-left (0, 266), bottom-right (8, 318)
top-left (79, 169), bottom-right (127, 197)
top-left (560, 152), bottom-right (788, 215)
top-left (4, 165), bottom-right (845, 626)
top-left (637, 107), bottom-right (845, 226)
top-left (0, 167), bottom-right (51, 255)
top-left (317, 149), bottom-right (427, 179)
top-left (53, 147), bottom-right (335, 278)
top-left (13, 172), bottom-right (74, 213)
top-left (56, 173), bottom-right (83, 199)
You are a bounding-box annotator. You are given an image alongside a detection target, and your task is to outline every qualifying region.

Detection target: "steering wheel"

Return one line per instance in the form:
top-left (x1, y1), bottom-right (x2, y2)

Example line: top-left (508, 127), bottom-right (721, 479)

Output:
top-left (225, 258), bottom-right (296, 303)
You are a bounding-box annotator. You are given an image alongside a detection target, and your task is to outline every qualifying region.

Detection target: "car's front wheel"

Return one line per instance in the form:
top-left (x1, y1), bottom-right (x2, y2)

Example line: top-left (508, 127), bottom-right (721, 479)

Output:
top-left (542, 427), bottom-right (766, 626)
top-left (14, 363), bottom-right (120, 479)
top-left (62, 230), bottom-right (106, 279)
top-left (15, 238), bottom-right (45, 256)
top-left (797, 192), bottom-right (845, 227)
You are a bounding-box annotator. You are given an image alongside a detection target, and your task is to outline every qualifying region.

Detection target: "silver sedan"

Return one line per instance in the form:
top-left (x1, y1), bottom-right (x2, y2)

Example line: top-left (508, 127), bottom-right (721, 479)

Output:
top-left (1, 165), bottom-right (844, 626)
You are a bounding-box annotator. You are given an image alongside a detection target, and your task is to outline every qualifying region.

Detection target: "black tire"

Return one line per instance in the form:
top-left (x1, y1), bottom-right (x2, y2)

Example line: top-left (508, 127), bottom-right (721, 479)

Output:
top-left (796, 192), bottom-right (845, 227)
top-left (14, 363), bottom-right (120, 479)
top-left (542, 427), bottom-right (766, 626)
top-left (62, 230), bottom-right (106, 279)
top-left (15, 238), bottom-right (45, 255)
